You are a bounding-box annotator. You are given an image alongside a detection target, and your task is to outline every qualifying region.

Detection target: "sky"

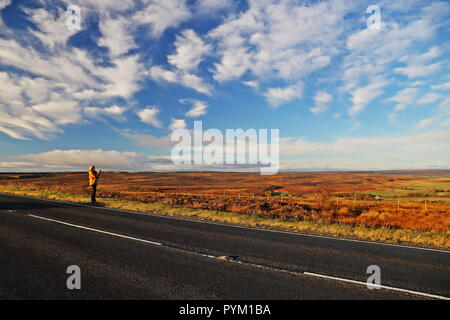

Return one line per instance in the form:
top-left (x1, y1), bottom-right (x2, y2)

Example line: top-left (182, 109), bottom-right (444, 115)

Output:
top-left (0, 0), bottom-right (449, 172)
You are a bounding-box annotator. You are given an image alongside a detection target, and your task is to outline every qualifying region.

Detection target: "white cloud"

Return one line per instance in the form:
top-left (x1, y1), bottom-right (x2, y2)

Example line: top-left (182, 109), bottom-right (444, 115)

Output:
top-left (393, 46), bottom-right (443, 79)
top-left (212, 47), bottom-right (251, 83)
top-left (264, 82), bottom-right (303, 107)
top-left (281, 130), bottom-right (450, 156)
top-left (278, 129), bottom-right (450, 170)
top-left (19, 77), bottom-right (60, 104)
top-left (73, 0), bottom-right (135, 12)
top-left (182, 100), bottom-right (208, 118)
top-left (169, 118), bottom-right (186, 130)
top-left (149, 29), bottom-right (212, 95)
top-left (410, 46), bottom-right (442, 63)
top-left (0, 5), bottom-right (147, 140)
top-left (310, 91), bottom-right (332, 115)
top-left (15, 149), bottom-right (156, 171)
top-left (0, 0), bottom-right (11, 10)
top-left (84, 105), bottom-right (126, 118)
top-left (31, 100), bottom-right (81, 125)
top-left (0, 39), bottom-right (93, 88)
top-left (149, 66), bottom-right (212, 95)
top-left (97, 55), bottom-right (144, 99)
top-left (167, 29), bottom-right (211, 73)
top-left (0, 108), bottom-right (60, 140)
top-left (388, 88), bottom-right (419, 103)
top-left (416, 118), bottom-right (435, 130)
top-left (0, 161), bottom-right (37, 169)
top-left (348, 79), bottom-right (388, 116)
top-left (132, 0), bottom-right (191, 38)
top-left (438, 98), bottom-right (450, 114)
top-left (416, 93), bottom-right (441, 105)
top-left (344, 19), bottom-right (436, 88)
top-left (8, 128), bottom-right (447, 172)
top-left (242, 80), bottom-right (259, 89)
top-left (431, 81), bottom-right (450, 91)
top-left (26, 7), bottom-right (78, 50)
top-left (196, 0), bottom-right (233, 13)
top-left (0, 72), bottom-right (76, 140)
top-left (394, 62), bottom-right (442, 78)
top-left (98, 15), bottom-right (136, 58)
top-left (0, 0), bottom-right (448, 158)
top-left (122, 132), bottom-right (175, 149)
top-left (342, 2), bottom-right (449, 113)
top-left (310, 105), bottom-right (328, 115)
top-left (388, 113), bottom-right (397, 123)
top-left (0, 72), bottom-right (23, 105)
top-left (137, 107), bottom-right (162, 127)
top-left (148, 65), bottom-right (178, 83)
top-left (387, 87), bottom-right (419, 111)
top-left (314, 91), bottom-right (333, 105)
top-left (209, 0), bottom-right (352, 87)
top-left (441, 118), bottom-right (450, 127)
top-left (411, 81), bottom-right (426, 87)
top-left (394, 104), bottom-right (406, 112)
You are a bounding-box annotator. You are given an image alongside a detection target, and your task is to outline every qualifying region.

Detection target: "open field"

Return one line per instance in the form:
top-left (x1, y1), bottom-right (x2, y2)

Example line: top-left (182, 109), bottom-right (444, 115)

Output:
top-left (0, 171), bottom-right (449, 248)
top-left (2, 170), bottom-right (450, 198)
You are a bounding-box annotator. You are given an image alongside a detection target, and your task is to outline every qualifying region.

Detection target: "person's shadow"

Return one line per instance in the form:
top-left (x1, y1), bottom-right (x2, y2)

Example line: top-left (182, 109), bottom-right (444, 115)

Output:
top-left (89, 201), bottom-right (106, 207)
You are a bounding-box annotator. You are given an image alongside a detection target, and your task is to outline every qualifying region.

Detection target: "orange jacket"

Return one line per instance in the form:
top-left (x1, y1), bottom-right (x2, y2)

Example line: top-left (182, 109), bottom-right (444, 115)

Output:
top-left (89, 170), bottom-right (100, 186)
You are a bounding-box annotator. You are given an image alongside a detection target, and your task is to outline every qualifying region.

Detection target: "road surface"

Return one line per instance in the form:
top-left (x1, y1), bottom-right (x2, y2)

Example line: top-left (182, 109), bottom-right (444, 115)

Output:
top-left (0, 194), bottom-right (449, 299)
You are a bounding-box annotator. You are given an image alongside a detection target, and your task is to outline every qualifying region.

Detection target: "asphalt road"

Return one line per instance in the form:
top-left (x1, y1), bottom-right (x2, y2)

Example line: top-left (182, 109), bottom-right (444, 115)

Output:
top-left (0, 194), bottom-right (449, 299)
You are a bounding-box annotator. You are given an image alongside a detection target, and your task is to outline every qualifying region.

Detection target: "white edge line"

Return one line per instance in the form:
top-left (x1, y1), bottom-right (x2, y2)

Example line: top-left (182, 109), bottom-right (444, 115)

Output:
top-left (27, 214), bottom-right (162, 246)
top-left (2, 193), bottom-right (449, 254)
top-left (28, 212), bottom-right (217, 259)
top-left (27, 213), bottom-right (450, 300)
top-left (303, 272), bottom-right (450, 300)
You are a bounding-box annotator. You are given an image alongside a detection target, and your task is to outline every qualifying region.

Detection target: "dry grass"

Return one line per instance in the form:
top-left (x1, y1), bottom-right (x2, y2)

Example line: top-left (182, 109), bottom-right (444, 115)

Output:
top-left (0, 171), bottom-right (449, 240)
top-left (0, 184), bottom-right (449, 250)
top-left (2, 171), bottom-right (449, 233)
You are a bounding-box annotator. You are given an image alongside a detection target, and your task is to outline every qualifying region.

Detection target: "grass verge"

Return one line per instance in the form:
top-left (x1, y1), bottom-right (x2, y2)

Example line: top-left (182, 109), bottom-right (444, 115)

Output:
top-left (1, 186), bottom-right (449, 250)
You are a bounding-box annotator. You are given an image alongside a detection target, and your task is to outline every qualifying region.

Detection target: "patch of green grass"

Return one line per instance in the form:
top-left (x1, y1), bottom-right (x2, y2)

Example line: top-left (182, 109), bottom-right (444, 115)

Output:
top-left (272, 191), bottom-right (292, 197)
top-left (365, 181), bottom-right (450, 201)
top-left (1, 185), bottom-right (448, 250)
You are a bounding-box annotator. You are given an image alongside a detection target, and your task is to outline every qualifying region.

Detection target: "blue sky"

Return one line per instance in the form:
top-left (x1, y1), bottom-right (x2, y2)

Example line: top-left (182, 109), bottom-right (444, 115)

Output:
top-left (0, 0), bottom-right (449, 171)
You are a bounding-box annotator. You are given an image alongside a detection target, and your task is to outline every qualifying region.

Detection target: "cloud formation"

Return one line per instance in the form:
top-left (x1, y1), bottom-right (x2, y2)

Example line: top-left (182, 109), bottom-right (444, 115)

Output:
top-left (264, 82), bottom-right (303, 107)
top-left (137, 107), bottom-right (162, 128)
top-left (0, 0), bottom-right (449, 171)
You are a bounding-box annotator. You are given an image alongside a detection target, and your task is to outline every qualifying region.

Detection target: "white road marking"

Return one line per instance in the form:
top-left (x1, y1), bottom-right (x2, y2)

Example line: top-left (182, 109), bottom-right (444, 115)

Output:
top-left (26, 212), bottom-right (450, 300)
top-left (27, 214), bottom-right (162, 246)
top-left (303, 272), bottom-right (450, 300)
top-left (4, 192), bottom-right (448, 254)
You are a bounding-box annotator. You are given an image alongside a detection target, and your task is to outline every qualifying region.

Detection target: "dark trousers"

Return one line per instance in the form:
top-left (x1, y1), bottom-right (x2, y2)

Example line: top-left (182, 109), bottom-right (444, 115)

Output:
top-left (91, 183), bottom-right (97, 204)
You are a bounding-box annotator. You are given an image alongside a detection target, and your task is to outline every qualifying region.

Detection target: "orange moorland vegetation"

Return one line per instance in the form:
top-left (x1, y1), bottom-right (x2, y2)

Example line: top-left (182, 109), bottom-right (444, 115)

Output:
top-left (1, 171), bottom-right (449, 233)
